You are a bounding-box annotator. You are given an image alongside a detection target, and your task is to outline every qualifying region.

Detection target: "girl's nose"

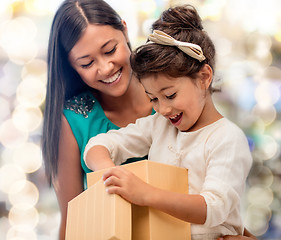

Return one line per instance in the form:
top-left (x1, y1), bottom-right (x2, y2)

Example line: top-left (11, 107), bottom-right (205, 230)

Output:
top-left (158, 101), bottom-right (172, 116)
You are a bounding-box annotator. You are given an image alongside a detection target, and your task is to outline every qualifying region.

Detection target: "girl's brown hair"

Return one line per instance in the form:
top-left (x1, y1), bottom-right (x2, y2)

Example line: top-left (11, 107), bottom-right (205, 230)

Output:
top-left (131, 5), bottom-right (216, 90)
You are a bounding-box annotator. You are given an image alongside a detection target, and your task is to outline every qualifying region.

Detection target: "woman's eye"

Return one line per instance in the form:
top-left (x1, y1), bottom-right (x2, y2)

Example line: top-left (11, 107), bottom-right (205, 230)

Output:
top-left (150, 97), bottom-right (158, 103)
top-left (105, 45), bottom-right (117, 55)
top-left (166, 93), bottom-right (176, 99)
top-left (81, 61), bottom-right (94, 69)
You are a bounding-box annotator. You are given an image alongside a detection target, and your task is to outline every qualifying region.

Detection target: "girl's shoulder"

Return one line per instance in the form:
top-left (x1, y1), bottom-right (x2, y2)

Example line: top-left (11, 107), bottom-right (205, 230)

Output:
top-left (206, 117), bottom-right (249, 145)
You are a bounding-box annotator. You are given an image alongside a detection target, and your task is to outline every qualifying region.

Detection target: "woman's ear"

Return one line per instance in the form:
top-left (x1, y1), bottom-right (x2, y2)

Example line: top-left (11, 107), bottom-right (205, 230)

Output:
top-left (199, 64), bottom-right (213, 90)
top-left (121, 20), bottom-right (129, 42)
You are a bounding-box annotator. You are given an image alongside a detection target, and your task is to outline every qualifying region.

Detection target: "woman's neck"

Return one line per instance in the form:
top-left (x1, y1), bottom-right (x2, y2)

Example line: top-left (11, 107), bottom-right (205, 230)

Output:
top-left (96, 78), bottom-right (152, 127)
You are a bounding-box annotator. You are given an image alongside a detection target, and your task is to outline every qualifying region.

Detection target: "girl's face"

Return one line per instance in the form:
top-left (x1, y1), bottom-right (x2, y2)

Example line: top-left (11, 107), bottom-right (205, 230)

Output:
top-left (140, 72), bottom-right (211, 132)
top-left (69, 23), bottom-right (132, 97)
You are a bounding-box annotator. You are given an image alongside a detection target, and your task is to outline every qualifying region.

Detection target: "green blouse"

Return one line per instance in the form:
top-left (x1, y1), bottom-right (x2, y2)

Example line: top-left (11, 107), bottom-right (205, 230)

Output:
top-left (63, 91), bottom-right (155, 187)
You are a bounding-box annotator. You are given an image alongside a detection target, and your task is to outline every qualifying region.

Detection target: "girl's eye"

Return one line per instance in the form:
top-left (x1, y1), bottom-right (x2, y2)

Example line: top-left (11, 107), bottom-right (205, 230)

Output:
top-left (105, 45), bottom-right (117, 55)
top-left (81, 60), bottom-right (94, 69)
top-left (166, 93), bottom-right (176, 99)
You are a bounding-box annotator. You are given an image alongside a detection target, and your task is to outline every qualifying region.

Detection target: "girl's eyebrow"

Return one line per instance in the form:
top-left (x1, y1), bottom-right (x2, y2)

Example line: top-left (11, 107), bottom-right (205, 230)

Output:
top-left (75, 40), bottom-right (113, 62)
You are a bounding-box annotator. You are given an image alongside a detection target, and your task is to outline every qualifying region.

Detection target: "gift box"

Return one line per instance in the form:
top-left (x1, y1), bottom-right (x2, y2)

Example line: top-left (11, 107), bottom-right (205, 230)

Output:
top-left (66, 160), bottom-right (191, 240)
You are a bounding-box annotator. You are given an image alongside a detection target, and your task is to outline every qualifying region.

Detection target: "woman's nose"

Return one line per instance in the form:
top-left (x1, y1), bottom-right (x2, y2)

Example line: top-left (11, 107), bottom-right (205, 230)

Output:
top-left (97, 58), bottom-right (114, 77)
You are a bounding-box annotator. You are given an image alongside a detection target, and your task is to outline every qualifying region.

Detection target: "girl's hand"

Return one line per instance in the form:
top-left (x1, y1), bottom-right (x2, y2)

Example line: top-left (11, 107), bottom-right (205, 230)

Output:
top-left (102, 166), bottom-right (154, 206)
top-left (217, 236), bottom-right (257, 240)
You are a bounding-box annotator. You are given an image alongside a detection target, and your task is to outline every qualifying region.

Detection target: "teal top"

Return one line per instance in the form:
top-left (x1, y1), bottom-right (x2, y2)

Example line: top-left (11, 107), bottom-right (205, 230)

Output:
top-left (63, 91), bottom-right (155, 188)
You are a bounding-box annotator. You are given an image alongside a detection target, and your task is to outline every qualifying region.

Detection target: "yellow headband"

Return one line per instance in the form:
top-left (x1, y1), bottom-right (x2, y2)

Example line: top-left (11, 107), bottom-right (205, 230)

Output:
top-left (148, 30), bottom-right (206, 62)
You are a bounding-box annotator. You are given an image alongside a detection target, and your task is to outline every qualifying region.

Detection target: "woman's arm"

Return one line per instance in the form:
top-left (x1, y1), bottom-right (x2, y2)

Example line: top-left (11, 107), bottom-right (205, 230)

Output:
top-left (102, 166), bottom-right (207, 224)
top-left (52, 115), bottom-right (84, 240)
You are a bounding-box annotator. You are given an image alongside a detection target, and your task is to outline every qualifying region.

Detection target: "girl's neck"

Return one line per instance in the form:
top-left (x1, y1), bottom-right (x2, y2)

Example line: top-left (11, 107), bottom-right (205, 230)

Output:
top-left (188, 95), bottom-right (222, 132)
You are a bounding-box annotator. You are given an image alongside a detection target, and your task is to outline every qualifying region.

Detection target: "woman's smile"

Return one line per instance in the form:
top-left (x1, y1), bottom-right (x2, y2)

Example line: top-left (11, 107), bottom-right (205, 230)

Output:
top-left (100, 69), bottom-right (122, 85)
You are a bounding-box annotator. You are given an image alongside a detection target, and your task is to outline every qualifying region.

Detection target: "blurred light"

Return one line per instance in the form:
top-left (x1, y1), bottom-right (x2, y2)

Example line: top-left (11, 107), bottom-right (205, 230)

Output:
top-left (0, 119), bottom-right (28, 149)
top-left (254, 37), bottom-right (272, 60)
top-left (244, 204), bottom-right (271, 236)
top-left (16, 76), bottom-right (46, 108)
top-left (142, 18), bottom-right (157, 36)
top-left (265, 66), bottom-right (281, 80)
top-left (0, 96), bottom-right (10, 122)
top-left (248, 165), bottom-right (274, 188)
top-left (7, 226), bottom-right (37, 240)
top-left (199, 0), bottom-right (224, 21)
top-left (25, 0), bottom-right (50, 15)
top-left (227, 0), bottom-right (281, 35)
top-left (12, 106), bottom-right (43, 133)
top-left (215, 37), bottom-right (232, 57)
top-left (1, 148), bottom-right (13, 167)
top-left (0, 61), bottom-right (22, 97)
top-left (0, 164), bottom-right (26, 193)
top-left (24, 0), bottom-right (63, 15)
top-left (275, 29), bottom-right (281, 42)
top-left (0, 17), bottom-right (38, 65)
top-left (248, 186), bottom-right (274, 206)
top-left (106, 0), bottom-right (139, 48)
top-left (21, 59), bottom-right (47, 85)
top-left (271, 176), bottom-right (281, 197)
top-left (0, 1), bottom-right (13, 22)
top-left (267, 121), bottom-right (281, 142)
top-left (255, 81), bottom-right (280, 107)
top-left (270, 197), bottom-right (281, 213)
top-left (251, 118), bottom-right (266, 135)
top-left (138, 0), bottom-right (156, 15)
top-left (8, 205), bottom-right (39, 230)
top-left (256, 134), bottom-right (279, 161)
top-left (12, 142), bottom-right (42, 173)
top-left (251, 104), bottom-right (276, 126)
top-left (9, 180), bottom-right (39, 207)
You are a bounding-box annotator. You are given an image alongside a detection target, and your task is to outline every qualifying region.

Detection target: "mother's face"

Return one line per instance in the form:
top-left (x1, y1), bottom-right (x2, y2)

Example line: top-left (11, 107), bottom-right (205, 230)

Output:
top-left (69, 23), bottom-right (132, 97)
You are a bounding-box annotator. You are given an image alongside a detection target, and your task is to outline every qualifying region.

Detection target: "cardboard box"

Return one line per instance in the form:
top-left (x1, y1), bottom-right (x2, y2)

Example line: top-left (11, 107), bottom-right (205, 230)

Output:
top-left (65, 179), bottom-right (131, 240)
top-left (66, 160), bottom-right (191, 240)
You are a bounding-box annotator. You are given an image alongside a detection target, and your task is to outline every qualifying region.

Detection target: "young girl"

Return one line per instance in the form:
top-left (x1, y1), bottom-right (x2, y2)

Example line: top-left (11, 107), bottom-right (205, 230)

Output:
top-left (84, 5), bottom-right (253, 240)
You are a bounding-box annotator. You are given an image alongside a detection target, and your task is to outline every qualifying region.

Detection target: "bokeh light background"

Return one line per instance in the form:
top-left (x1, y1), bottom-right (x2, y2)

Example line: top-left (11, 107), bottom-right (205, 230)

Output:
top-left (0, 0), bottom-right (280, 239)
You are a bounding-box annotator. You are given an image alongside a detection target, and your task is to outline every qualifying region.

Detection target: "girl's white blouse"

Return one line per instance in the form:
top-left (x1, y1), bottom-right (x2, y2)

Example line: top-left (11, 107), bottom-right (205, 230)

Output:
top-left (84, 113), bottom-right (253, 238)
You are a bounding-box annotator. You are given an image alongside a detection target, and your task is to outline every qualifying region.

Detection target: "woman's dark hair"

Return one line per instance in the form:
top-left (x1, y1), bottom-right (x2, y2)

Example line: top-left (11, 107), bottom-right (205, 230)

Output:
top-left (131, 5), bottom-right (216, 90)
top-left (42, 0), bottom-right (126, 184)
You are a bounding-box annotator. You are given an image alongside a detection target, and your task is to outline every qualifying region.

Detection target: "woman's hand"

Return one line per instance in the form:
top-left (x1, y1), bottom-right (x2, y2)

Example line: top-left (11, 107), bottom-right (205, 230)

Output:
top-left (102, 166), bottom-right (154, 206)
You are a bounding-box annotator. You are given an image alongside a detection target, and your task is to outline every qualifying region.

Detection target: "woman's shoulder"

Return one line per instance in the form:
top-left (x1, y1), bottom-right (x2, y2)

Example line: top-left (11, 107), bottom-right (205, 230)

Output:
top-left (64, 91), bottom-right (97, 118)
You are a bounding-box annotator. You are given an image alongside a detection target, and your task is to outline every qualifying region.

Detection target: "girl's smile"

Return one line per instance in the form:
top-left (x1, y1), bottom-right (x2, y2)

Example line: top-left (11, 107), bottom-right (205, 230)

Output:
top-left (140, 66), bottom-right (221, 132)
top-left (169, 112), bottom-right (183, 126)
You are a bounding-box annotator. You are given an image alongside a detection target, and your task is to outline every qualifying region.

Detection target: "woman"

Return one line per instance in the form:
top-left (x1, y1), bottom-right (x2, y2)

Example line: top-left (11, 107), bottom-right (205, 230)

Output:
top-left (42, 0), bottom-right (256, 239)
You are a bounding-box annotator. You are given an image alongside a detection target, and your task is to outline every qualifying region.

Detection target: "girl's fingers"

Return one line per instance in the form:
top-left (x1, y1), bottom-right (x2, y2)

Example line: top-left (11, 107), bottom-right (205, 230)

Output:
top-left (105, 185), bottom-right (123, 195)
top-left (102, 166), bottom-right (129, 181)
top-left (103, 175), bottom-right (121, 187)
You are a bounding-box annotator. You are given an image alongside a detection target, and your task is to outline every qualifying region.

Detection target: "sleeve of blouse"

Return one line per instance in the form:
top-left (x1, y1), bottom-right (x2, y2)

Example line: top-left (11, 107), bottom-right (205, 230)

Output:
top-left (200, 123), bottom-right (253, 228)
top-left (84, 115), bottom-right (155, 166)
